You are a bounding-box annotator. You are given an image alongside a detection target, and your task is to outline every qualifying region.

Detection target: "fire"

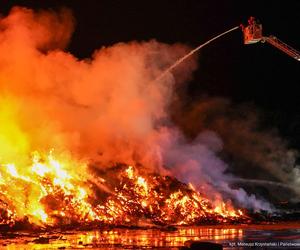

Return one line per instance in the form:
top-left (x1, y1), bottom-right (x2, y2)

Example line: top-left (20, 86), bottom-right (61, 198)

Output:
top-left (0, 155), bottom-right (247, 228)
top-left (0, 7), bottom-right (250, 230)
top-left (0, 41), bottom-right (247, 230)
top-left (0, 149), bottom-right (100, 226)
top-left (101, 165), bottom-right (246, 225)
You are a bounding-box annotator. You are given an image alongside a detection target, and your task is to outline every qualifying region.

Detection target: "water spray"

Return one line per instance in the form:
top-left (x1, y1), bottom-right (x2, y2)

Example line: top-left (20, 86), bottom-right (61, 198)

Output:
top-left (155, 26), bottom-right (240, 81)
top-left (228, 177), bottom-right (295, 190)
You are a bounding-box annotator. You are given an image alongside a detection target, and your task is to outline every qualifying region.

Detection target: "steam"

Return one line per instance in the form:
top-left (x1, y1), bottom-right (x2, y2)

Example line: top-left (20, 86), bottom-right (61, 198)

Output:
top-left (0, 6), bottom-right (297, 212)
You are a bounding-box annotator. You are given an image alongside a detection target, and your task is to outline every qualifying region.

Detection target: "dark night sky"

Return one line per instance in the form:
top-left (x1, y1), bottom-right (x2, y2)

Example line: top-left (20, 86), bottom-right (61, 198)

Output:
top-left (1, 0), bottom-right (300, 148)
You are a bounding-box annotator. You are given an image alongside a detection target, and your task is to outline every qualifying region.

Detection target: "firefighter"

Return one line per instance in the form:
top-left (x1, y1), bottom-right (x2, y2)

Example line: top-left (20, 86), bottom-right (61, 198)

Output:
top-left (248, 16), bottom-right (256, 26)
top-left (248, 17), bottom-right (256, 34)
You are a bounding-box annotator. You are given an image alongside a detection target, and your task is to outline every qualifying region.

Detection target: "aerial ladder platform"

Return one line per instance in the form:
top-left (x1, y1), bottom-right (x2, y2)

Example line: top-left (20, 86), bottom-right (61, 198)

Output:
top-left (241, 17), bottom-right (300, 61)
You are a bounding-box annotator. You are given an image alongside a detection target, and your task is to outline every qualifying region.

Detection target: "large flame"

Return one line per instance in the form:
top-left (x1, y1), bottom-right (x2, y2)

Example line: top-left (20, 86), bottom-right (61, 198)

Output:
top-left (0, 150), bottom-right (92, 226)
top-left (0, 154), bottom-right (246, 227)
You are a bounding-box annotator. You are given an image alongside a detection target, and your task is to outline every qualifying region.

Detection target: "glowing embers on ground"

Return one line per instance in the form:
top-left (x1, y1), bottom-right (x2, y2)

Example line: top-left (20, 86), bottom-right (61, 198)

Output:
top-left (0, 154), bottom-right (246, 229)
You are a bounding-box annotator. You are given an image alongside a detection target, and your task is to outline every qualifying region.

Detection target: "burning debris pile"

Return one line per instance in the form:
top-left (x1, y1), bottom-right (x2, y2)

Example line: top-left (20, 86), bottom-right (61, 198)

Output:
top-left (90, 165), bottom-right (246, 226)
top-left (0, 152), bottom-right (247, 230)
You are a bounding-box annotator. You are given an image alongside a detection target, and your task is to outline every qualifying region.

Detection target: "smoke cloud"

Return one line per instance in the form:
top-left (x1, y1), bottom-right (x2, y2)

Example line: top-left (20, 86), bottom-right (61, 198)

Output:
top-left (172, 98), bottom-right (300, 204)
top-left (1, 6), bottom-right (297, 212)
top-left (0, 6), bottom-right (200, 179)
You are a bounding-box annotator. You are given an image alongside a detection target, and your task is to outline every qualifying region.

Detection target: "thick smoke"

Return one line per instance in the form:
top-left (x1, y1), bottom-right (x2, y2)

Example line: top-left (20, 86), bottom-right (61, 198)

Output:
top-left (1, 7), bottom-right (296, 212)
top-left (0, 6), bottom-right (200, 173)
top-left (172, 98), bottom-right (300, 204)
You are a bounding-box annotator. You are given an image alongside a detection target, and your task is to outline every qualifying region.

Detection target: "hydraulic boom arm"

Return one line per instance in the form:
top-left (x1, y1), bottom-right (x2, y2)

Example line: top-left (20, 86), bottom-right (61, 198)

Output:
top-left (263, 36), bottom-right (300, 61)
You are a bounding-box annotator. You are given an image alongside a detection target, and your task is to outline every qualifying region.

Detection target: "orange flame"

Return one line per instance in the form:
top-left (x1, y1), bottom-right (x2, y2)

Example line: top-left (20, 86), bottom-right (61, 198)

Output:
top-left (0, 157), bottom-right (246, 227)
